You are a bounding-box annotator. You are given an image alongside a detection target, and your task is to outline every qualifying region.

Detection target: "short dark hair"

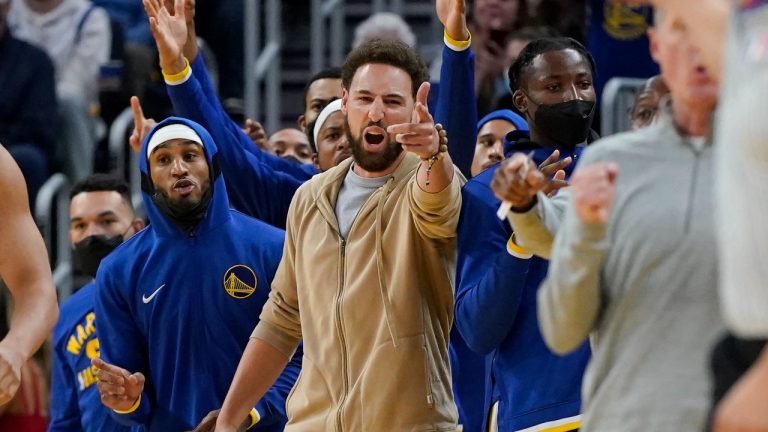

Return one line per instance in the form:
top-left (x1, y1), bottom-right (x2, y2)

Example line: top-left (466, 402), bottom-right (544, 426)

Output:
top-left (303, 67), bottom-right (342, 106)
top-left (341, 38), bottom-right (429, 98)
top-left (70, 174), bottom-right (133, 210)
top-left (508, 37), bottom-right (596, 93)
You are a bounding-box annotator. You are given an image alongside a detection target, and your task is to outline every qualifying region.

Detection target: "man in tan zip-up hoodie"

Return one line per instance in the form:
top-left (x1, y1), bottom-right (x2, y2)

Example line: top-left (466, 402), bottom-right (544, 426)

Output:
top-left (213, 39), bottom-right (464, 432)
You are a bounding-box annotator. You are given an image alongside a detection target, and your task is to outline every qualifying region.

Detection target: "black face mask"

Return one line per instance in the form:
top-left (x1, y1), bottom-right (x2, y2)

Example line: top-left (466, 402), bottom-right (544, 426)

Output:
top-left (72, 234), bottom-right (125, 278)
top-left (528, 97), bottom-right (596, 148)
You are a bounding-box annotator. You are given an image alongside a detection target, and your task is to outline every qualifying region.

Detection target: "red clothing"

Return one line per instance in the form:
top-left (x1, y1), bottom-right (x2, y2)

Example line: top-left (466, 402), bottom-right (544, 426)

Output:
top-left (0, 360), bottom-right (49, 432)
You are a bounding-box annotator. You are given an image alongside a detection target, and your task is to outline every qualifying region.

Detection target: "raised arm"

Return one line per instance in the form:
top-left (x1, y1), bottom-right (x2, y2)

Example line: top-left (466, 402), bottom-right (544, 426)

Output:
top-left (0, 144), bottom-right (57, 406)
top-left (434, 0), bottom-right (476, 178)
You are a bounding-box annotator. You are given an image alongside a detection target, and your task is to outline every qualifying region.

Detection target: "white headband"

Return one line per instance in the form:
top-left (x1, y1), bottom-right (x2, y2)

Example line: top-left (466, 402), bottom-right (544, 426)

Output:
top-left (313, 99), bottom-right (343, 146)
top-left (146, 123), bottom-right (204, 158)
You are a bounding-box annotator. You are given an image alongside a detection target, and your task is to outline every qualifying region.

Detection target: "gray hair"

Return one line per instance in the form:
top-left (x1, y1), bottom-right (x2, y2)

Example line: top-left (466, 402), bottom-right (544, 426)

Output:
top-left (353, 12), bottom-right (417, 48)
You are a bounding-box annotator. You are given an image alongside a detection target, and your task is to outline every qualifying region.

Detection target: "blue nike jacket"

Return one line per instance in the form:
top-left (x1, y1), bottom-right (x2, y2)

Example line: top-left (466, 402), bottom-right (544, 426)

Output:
top-left (165, 54), bottom-right (313, 229)
top-left (455, 133), bottom-right (590, 431)
top-left (94, 117), bottom-right (300, 431)
top-left (49, 282), bottom-right (141, 432)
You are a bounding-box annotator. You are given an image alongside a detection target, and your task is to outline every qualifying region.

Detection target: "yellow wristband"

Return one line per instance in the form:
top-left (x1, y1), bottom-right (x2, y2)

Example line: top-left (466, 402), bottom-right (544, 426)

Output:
top-left (113, 394), bottom-right (142, 414)
top-left (162, 57), bottom-right (191, 82)
top-left (246, 408), bottom-right (261, 430)
top-left (444, 29), bottom-right (471, 49)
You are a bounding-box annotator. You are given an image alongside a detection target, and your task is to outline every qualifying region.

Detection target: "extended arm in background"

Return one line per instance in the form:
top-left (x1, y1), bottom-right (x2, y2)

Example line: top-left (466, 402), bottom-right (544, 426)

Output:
top-left (434, 0), bottom-right (476, 178)
top-left (0, 145), bottom-right (57, 406)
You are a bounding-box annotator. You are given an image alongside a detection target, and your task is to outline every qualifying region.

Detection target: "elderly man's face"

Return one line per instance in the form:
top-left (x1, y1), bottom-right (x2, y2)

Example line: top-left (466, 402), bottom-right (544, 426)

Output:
top-left (649, 12), bottom-right (718, 113)
top-left (149, 139), bottom-right (210, 212)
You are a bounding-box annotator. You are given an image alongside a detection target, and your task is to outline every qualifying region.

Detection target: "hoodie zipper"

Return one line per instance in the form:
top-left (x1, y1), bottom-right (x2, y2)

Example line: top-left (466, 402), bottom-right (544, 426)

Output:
top-left (335, 238), bottom-right (349, 432)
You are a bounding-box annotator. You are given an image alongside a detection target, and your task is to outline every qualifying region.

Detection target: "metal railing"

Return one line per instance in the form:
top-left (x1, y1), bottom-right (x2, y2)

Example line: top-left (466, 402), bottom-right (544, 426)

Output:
top-left (601, 77), bottom-right (647, 137)
top-left (244, 0), bottom-right (282, 134)
top-left (35, 173), bottom-right (73, 300)
top-left (311, 0), bottom-right (346, 73)
top-left (107, 107), bottom-right (144, 218)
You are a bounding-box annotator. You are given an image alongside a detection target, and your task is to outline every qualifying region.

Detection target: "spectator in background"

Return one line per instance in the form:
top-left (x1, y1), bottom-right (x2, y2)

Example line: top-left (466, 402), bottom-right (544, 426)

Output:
top-left (470, 0), bottom-right (528, 116)
top-left (268, 128), bottom-right (313, 165)
top-left (0, 0), bottom-right (57, 205)
top-left (0, 144), bottom-right (58, 411)
top-left (471, 109), bottom-right (528, 177)
top-left (297, 67), bottom-right (343, 132)
top-left (352, 12), bottom-right (416, 48)
top-left (49, 174), bottom-right (144, 432)
top-left (586, 1), bottom-right (659, 100)
top-left (628, 74), bottom-right (669, 130)
top-left (8, 0), bottom-right (111, 182)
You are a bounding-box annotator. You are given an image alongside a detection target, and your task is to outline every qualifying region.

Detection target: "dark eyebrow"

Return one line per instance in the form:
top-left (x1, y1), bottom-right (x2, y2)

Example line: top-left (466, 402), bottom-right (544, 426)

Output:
top-left (356, 89), bottom-right (406, 100)
top-left (70, 210), bottom-right (117, 224)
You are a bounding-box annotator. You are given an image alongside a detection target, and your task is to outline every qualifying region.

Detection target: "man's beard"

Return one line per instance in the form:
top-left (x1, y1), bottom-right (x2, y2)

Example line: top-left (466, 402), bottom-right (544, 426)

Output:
top-left (345, 119), bottom-right (403, 173)
top-left (151, 180), bottom-right (212, 230)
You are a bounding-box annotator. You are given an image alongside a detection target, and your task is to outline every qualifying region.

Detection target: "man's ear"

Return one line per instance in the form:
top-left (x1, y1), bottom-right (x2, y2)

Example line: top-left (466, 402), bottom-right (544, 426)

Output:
top-left (341, 88), bottom-right (349, 114)
top-left (312, 153), bottom-right (320, 171)
top-left (297, 115), bottom-right (307, 133)
top-left (512, 89), bottom-right (527, 113)
top-left (647, 27), bottom-right (661, 64)
top-left (132, 218), bottom-right (146, 233)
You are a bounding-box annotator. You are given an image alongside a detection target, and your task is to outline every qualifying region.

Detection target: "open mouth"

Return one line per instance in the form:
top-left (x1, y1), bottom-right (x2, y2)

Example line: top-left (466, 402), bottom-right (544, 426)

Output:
top-left (363, 126), bottom-right (387, 150)
top-left (173, 178), bottom-right (195, 196)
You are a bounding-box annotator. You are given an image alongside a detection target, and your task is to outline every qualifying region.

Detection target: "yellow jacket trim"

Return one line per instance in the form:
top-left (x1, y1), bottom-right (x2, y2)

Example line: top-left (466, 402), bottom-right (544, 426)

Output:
top-left (444, 29), bottom-right (472, 51)
top-left (246, 408), bottom-right (260, 430)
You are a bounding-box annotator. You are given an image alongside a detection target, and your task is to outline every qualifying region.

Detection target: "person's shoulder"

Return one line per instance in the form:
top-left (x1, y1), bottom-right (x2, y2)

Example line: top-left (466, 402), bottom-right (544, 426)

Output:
top-left (230, 210), bottom-right (285, 242)
top-left (98, 227), bottom-right (153, 275)
top-left (463, 165), bottom-right (500, 204)
top-left (54, 282), bottom-right (96, 343)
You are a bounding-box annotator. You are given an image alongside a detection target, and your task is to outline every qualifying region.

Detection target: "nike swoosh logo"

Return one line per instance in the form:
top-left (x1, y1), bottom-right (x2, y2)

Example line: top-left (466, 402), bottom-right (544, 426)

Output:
top-left (142, 284), bottom-right (165, 304)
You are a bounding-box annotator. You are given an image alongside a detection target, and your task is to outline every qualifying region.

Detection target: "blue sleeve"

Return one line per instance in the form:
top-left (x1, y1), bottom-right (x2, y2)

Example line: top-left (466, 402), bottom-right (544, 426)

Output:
top-left (188, 54), bottom-right (317, 180)
top-left (94, 268), bottom-right (153, 427)
top-left (166, 65), bottom-right (302, 228)
top-left (253, 343), bottom-right (303, 428)
top-left (434, 44), bottom-right (477, 179)
top-left (455, 182), bottom-right (531, 355)
top-left (48, 333), bottom-right (83, 432)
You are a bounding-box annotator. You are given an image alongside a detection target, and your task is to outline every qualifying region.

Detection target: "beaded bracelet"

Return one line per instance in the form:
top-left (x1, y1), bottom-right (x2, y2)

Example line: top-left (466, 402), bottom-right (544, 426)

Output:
top-left (423, 123), bottom-right (449, 186)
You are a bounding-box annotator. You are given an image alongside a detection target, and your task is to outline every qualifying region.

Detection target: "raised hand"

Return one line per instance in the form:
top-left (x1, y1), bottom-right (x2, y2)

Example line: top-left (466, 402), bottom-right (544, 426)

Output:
top-left (538, 149), bottom-right (572, 197)
top-left (0, 346), bottom-right (23, 405)
top-left (92, 357), bottom-right (146, 412)
top-left (492, 152), bottom-right (547, 211)
top-left (387, 82), bottom-right (440, 160)
top-left (571, 163), bottom-right (619, 224)
top-left (144, 0), bottom-right (188, 74)
top-left (436, 0), bottom-right (469, 42)
top-left (129, 96), bottom-right (157, 153)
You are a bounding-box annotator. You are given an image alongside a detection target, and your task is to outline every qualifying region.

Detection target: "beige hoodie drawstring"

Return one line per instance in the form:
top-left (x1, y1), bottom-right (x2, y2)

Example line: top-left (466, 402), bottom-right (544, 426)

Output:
top-left (375, 177), bottom-right (398, 348)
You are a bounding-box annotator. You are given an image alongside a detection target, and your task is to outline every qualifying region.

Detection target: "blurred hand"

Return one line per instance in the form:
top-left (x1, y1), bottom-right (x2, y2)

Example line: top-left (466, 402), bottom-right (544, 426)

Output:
top-left (491, 150), bottom-right (570, 210)
top-left (0, 345), bottom-right (23, 405)
top-left (188, 409), bottom-right (250, 432)
top-left (129, 96), bottom-right (157, 153)
top-left (387, 82), bottom-right (440, 160)
top-left (242, 119), bottom-right (270, 152)
top-left (475, 38), bottom-right (507, 81)
top-left (436, 0), bottom-right (469, 42)
top-left (92, 357), bottom-right (145, 412)
top-left (571, 163), bottom-right (619, 224)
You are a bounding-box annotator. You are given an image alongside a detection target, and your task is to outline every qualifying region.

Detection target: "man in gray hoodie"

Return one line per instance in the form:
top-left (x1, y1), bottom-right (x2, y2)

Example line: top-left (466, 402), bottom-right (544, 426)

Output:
top-left (491, 7), bottom-right (723, 431)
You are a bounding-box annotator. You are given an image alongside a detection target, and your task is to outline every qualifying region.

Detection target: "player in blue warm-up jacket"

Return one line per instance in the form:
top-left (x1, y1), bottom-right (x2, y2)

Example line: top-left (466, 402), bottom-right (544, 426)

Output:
top-left (92, 118), bottom-right (300, 431)
top-left (456, 38), bottom-right (597, 431)
top-left (49, 175), bottom-right (146, 432)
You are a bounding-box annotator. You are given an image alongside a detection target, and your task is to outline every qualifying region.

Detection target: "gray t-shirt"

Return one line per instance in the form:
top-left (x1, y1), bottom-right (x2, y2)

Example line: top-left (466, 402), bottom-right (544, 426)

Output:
top-left (335, 165), bottom-right (391, 239)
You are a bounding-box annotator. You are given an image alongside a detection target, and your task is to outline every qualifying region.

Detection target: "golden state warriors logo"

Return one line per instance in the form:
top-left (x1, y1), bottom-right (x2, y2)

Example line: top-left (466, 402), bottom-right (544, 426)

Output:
top-left (603, 4), bottom-right (651, 40)
top-left (223, 265), bottom-right (257, 299)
